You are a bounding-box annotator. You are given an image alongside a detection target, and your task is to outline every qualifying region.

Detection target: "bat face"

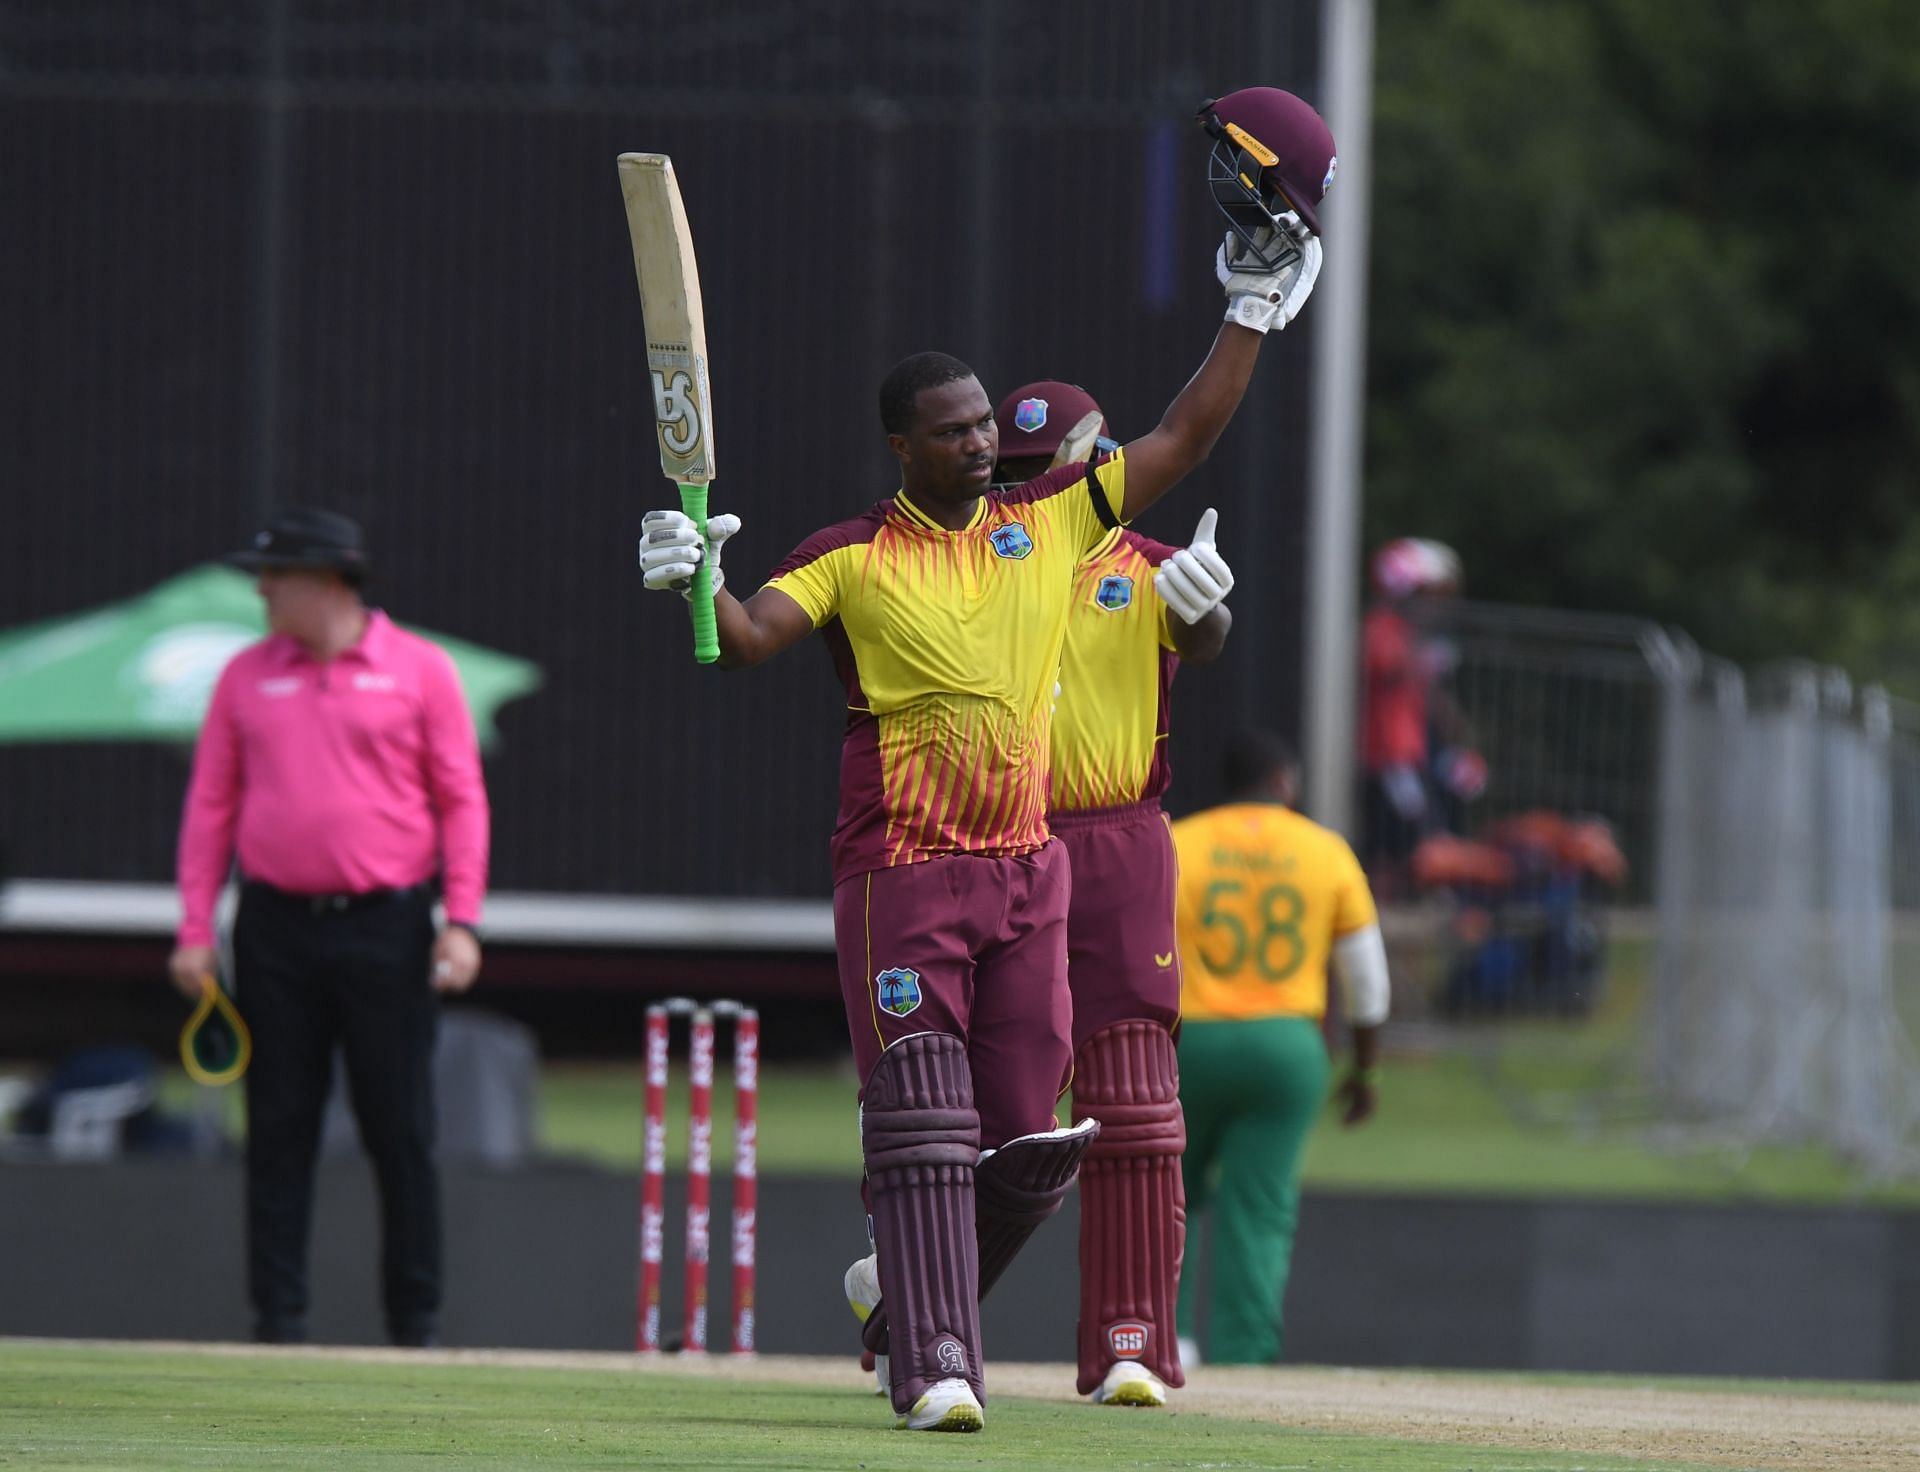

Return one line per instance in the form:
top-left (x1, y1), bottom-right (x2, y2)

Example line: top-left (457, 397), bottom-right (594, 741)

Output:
top-left (618, 153), bottom-right (716, 486)
top-left (619, 150), bottom-right (724, 664)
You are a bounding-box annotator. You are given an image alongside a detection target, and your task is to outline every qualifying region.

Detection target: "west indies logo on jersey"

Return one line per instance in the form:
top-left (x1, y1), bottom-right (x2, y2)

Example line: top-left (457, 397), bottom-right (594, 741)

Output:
top-left (990, 523), bottom-right (1034, 560)
top-left (875, 967), bottom-right (923, 1018)
top-left (1095, 574), bottom-right (1133, 611)
top-left (1012, 397), bottom-right (1048, 434)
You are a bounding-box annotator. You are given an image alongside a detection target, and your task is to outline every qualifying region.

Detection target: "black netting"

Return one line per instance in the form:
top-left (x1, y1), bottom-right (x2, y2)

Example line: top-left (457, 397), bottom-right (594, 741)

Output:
top-left (0, 1), bottom-right (1320, 895)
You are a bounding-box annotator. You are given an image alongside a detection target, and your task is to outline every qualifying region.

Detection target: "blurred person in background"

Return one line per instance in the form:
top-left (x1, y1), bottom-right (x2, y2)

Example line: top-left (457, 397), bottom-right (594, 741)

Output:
top-left (1171, 731), bottom-right (1388, 1365)
top-left (1360, 537), bottom-right (1481, 894)
top-left (993, 379), bottom-right (1233, 1407)
top-left (167, 507), bottom-right (488, 1348)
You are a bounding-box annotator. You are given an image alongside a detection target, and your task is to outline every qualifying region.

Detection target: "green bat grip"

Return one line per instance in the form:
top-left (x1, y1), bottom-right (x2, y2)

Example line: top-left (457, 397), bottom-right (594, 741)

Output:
top-left (678, 483), bottom-right (720, 664)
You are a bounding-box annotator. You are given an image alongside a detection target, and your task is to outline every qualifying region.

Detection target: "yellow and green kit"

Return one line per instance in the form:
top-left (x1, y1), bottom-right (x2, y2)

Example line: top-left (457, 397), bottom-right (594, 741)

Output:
top-left (1171, 801), bottom-right (1377, 1363)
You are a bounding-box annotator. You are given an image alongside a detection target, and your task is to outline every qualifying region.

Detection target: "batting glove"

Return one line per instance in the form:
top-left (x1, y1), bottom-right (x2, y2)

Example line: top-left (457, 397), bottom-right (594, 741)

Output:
top-left (1217, 220), bottom-right (1322, 333)
top-left (638, 508), bottom-right (741, 598)
top-left (1153, 507), bottom-right (1235, 624)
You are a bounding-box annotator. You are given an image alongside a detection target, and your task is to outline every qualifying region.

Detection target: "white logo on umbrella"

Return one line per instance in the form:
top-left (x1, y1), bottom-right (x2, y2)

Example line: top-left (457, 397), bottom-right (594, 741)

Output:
top-left (126, 624), bottom-right (256, 723)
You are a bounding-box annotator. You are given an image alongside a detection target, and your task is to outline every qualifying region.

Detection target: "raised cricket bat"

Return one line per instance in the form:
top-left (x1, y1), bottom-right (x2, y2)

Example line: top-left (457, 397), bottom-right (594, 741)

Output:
top-left (618, 153), bottom-right (719, 664)
top-left (1049, 409), bottom-right (1107, 470)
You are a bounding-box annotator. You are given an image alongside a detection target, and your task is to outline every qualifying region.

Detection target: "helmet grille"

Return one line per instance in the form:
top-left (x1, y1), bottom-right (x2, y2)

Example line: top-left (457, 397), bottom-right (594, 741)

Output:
top-left (1205, 138), bottom-right (1305, 274)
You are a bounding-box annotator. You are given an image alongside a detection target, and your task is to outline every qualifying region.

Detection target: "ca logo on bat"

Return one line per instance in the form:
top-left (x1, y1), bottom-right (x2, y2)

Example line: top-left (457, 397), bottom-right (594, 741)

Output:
top-left (652, 368), bottom-right (705, 458)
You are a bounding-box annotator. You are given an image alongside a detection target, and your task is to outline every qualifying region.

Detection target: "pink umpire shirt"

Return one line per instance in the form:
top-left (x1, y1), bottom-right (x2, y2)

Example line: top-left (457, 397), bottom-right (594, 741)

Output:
top-left (175, 610), bottom-right (490, 947)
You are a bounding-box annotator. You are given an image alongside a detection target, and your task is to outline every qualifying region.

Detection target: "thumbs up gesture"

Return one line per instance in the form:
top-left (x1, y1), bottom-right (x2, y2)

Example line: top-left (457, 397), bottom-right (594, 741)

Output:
top-left (1153, 508), bottom-right (1236, 624)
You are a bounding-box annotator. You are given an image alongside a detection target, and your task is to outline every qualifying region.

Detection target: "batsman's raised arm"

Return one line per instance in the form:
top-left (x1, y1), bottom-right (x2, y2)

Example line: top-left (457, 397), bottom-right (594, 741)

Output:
top-left (1119, 87), bottom-right (1336, 524)
top-left (1117, 322), bottom-right (1263, 524)
top-left (638, 509), bottom-right (813, 668)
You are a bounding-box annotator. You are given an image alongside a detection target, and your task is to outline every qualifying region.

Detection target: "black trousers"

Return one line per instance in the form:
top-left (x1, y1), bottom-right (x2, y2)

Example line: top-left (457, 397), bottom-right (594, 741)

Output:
top-left (234, 884), bottom-right (440, 1339)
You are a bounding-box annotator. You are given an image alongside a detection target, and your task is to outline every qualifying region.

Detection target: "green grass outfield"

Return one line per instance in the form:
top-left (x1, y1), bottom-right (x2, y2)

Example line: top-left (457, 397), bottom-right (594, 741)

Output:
top-left (513, 1048), bottom-right (1920, 1205)
top-left (153, 938), bottom-right (1920, 1205)
top-left (158, 1050), bottom-right (1920, 1205)
top-left (8, 1341), bottom-right (1913, 1472)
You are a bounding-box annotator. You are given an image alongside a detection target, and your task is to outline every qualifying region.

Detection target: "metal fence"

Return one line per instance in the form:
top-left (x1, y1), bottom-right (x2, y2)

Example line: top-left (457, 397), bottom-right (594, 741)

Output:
top-left (1373, 597), bottom-right (1920, 1171)
top-left (1650, 655), bottom-right (1920, 1171)
top-left (1418, 598), bottom-right (1667, 897)
top-left (1373, 598), bottom-right (1667, 1021)
top-left (0, 0), bottom-right (1323, 898)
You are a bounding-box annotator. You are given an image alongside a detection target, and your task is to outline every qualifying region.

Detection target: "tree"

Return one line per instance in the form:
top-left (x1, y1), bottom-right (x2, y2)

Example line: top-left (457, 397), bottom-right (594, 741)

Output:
top-left (1367, 0), bottom-right (1920, 686)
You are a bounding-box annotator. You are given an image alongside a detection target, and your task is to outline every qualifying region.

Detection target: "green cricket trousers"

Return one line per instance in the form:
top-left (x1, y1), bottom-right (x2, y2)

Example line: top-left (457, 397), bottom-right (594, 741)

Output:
top-left (1175, 1013), bottom-right (1329, 1363)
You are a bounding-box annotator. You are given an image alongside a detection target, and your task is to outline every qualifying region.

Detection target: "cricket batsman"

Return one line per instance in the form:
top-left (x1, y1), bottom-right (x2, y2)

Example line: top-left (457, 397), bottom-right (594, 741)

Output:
top-left (990, 381), bottom-right (1233, 1407)
top-left (637, 88), bottom-right (1332, 1432)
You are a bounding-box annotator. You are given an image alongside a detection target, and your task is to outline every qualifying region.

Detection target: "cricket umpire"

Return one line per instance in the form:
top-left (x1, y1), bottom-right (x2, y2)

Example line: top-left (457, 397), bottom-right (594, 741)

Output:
top-left (168, 507), bottom-right (489, 1347)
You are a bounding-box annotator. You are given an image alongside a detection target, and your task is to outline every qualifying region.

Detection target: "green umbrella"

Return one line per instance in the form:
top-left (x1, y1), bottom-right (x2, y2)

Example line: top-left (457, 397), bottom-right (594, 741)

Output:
top-left (0, 565), bottom-right (541, 746)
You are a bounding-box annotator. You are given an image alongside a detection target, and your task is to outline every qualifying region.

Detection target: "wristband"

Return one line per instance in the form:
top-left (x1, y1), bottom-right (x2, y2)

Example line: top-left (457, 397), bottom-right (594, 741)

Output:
top-left (1227, 294), bottom-right (1279, 332)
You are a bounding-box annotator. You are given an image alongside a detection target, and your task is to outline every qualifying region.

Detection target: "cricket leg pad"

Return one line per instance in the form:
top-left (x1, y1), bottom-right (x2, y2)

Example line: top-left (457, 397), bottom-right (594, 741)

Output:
top-left (1073, 1020), bottom-right (1187, 1394)
top-left (862, 1031), bottom-right (985, 1412)
top-left (867, 1115), bottom-right (1101, 1351)
top-left (975, 1117), bottom-right (1100, 1300)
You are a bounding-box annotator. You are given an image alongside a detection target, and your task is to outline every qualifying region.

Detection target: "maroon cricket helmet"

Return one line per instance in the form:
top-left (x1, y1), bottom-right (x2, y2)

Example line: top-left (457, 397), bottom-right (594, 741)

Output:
top-left (993, 381), bottom-right (1108, 466)
top-left (1197, 87), bottom-right (1337, 266)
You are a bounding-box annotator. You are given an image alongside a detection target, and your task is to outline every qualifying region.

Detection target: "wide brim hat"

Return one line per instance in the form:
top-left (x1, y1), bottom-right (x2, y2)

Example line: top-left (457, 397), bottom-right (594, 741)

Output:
top-left (227, 507), bottom-right (369, 585)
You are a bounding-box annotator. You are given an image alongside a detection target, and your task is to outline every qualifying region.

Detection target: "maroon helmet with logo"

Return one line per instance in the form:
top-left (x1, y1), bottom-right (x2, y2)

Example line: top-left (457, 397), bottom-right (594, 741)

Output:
top-left (993, 381), bottom-right (1109, 466)
top-left (1197, 87), bottom-right (1337, 269)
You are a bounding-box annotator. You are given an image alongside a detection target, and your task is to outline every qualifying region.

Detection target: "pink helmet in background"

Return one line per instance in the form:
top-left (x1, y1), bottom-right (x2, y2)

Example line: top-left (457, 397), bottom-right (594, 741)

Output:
top-left (1372, 538), bottom-right (1463, 601)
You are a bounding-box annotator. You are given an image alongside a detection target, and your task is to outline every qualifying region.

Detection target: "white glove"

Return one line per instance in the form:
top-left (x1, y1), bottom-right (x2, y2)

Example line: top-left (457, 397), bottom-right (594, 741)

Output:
top-left (1217, 220), bottom-right (1323, 333)
top-left (638, 509), bottom-right (741, 598)
top-left (1153, 507), bottom-right (1235, 624)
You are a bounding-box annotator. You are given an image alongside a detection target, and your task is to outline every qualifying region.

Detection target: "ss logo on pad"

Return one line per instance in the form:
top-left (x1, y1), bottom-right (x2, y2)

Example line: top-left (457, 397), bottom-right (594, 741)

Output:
top-left (1109, 1323), bottom-right (1149, 1358)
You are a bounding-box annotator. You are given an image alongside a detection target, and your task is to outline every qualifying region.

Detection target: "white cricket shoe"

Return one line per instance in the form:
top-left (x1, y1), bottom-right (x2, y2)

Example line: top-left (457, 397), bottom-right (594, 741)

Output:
top-left (897, 1376), bottom-right (984, 1432)
top-left (842, 1254), bottom-right (887, 1395)
top-left (1177, 1335), bottom-right (1202, 1370)
top-left (1092, 1361), bottom-right (1168, 1407)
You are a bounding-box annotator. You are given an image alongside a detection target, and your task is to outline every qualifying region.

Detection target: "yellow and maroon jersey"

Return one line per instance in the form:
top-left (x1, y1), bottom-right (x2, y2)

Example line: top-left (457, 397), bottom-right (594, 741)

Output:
top-left (1050, 528), bottom-right (1181, 813)
top-left (1171, 802), bottom-right (1379, 1022)
top-left (763, 454), bottom-right (1129, 881)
